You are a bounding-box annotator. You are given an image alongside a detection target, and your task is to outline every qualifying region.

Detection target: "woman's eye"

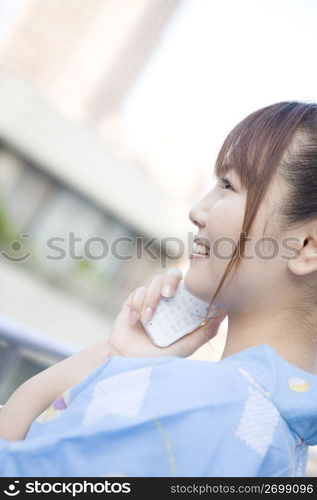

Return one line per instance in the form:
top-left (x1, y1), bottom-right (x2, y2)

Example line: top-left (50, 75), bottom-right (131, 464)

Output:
top-left (219, 177), bottom-right (234, 191)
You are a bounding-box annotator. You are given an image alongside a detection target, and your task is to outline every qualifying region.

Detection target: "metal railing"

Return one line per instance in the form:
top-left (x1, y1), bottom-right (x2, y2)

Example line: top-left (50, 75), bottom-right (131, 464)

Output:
top-left (0, 313), bottom-right (79, 384)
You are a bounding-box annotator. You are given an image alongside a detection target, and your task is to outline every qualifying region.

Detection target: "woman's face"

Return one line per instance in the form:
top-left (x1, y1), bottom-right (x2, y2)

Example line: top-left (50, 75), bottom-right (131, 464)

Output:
top-left (184, 169), bottom-right (291, 315)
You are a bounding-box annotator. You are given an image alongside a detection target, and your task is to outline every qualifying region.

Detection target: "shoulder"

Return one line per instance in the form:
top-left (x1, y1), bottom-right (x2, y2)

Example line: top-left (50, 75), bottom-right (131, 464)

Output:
top-left (104, 354), bottom-right (250, 407)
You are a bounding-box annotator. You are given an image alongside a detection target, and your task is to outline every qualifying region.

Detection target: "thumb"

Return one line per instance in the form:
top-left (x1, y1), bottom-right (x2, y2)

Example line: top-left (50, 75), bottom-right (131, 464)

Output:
top-left (212, 309), bottom-right (227, 322)
top-left (175, 312), bottom-right (226, 356)
top-left (204, 309), bottom-right (227, 336)
top-left (198, 309), bottom-right (227, 341)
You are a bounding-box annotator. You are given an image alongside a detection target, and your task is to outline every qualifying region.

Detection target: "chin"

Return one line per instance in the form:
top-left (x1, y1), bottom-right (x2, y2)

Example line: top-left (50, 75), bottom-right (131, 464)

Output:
top-left (184, 271), bottom-right (210, 301)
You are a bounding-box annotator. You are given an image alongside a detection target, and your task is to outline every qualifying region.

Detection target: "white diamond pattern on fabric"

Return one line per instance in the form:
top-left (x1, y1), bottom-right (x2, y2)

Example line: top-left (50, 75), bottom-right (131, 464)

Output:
top-left (235, 385), bottom-right (280, 457)
top-left (294, 447), bottom-right (308, 477)
top-left (83, 366), bottom-right (152, 425)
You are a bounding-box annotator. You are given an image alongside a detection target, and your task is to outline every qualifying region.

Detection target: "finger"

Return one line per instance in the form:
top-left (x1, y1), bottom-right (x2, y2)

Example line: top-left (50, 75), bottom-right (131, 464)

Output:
top-left (161, 267), bottom-right (183, 297)
top-left (124, 291), bottom-right (134, 307)
top-left (129, 286), bottom-right (147, 325)
top-left (114, 291), bottom-right (136, 327)
top-left (140, 275), bottom-right (164, 322)
top-left (141, 269), bottom-right (183, 321)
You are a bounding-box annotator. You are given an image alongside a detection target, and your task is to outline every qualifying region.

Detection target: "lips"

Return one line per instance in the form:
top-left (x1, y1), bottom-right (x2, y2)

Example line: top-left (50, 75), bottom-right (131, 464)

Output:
top-left (193, 236), bottom-right (210, 255)
top-left (194, 236), bottom-right (210, 249)
top-left (194, 236), bottom-right (210, 248)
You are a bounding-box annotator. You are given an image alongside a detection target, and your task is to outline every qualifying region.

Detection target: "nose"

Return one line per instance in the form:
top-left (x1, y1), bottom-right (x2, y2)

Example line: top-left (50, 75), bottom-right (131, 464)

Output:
top-left (188, 194), bottom-right (209, 228)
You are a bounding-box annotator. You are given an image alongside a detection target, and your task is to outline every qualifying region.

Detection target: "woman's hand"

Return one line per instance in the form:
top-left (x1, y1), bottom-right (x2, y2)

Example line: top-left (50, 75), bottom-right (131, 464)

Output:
top-left (109, 268), bottom-right (227, 358)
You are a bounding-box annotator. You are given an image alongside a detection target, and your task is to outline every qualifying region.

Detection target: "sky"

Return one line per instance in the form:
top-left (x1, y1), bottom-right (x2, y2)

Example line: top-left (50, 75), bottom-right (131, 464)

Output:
top-left (121, 0), bottom-right (317, 198)
top-left (0, 0), bottom-right (29, 37)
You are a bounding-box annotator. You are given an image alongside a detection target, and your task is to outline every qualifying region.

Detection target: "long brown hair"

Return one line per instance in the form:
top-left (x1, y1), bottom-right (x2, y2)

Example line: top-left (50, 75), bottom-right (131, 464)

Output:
top-left (201, 101), bottom-right (317, 328)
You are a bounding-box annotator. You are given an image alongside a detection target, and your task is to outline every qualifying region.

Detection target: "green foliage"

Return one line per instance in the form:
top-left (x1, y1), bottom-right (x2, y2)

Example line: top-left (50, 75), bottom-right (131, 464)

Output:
top-left (0, 199), bottom-right (18, 249)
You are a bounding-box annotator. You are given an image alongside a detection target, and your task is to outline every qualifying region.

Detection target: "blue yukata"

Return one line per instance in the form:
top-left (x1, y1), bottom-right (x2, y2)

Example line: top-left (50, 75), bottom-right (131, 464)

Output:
top-left (0, 343), bottom-right (316, 477)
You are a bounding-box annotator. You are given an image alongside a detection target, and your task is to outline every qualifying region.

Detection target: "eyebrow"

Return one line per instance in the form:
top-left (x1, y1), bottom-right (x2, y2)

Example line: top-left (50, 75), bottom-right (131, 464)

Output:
top-left (224, 168), bottom-right (240, 182)
top-left (220, 162), bottom-right (232, 175)
top-left (215, 170), bottom-right (233, 180)
top-left (215, 170), bottom-right (242, 191)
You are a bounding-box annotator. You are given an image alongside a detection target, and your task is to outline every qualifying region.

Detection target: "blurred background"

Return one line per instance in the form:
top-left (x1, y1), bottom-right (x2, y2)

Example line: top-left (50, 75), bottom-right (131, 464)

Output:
top-left (0, 0), bottom-right (316, 475)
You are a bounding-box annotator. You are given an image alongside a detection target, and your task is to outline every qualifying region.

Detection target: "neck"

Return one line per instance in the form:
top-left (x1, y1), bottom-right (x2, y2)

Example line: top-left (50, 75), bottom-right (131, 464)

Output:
top-left (221, 306), bottom-right (317, 376)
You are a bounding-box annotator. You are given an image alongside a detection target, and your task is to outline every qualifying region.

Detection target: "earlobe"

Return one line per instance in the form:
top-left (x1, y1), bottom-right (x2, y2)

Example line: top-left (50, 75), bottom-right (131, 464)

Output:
top-left (287, 235), bottom-right (317, 276)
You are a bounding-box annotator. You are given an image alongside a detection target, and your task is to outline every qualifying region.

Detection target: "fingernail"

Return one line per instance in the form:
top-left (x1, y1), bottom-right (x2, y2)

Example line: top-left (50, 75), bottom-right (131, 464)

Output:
top-left (162, 284), bottom-right (173, 297)
top-left (130, 311), bottom-right (138, 325)
top-left (142, 306), bottom-right (153, 322)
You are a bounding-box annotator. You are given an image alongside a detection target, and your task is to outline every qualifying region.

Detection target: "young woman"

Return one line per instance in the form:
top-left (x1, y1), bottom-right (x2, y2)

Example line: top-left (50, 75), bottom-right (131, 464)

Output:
top-left (1, 101), bottom-right (317, 477)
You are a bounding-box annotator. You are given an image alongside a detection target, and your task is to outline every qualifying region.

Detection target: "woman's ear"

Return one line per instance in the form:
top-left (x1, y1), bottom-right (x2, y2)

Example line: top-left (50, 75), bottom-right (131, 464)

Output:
top-left (288, 227), bottom-right (317, 276)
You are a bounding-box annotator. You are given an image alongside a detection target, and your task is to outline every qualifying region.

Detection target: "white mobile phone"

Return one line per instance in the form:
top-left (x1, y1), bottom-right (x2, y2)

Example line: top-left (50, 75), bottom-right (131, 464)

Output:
top-left (140, 279), bottom-right (219, 347)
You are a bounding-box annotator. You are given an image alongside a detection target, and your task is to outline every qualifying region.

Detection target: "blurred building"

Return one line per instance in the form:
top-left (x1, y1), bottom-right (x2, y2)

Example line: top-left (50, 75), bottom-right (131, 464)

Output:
top-left (0, 0), bottom-right (209, 205)
top-left (0, 0), bottom-right (192, 346)
top-left (0, 0), bottom-right (184, 142)
top-left (0, 68), bottom-right (191, 343)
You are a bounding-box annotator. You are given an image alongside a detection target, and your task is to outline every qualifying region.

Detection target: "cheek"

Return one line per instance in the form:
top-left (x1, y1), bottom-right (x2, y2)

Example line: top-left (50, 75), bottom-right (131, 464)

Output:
top-left (203, 197), bottom-right (245, 285)
top-left (206, 197), bottom-right (245, 243)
